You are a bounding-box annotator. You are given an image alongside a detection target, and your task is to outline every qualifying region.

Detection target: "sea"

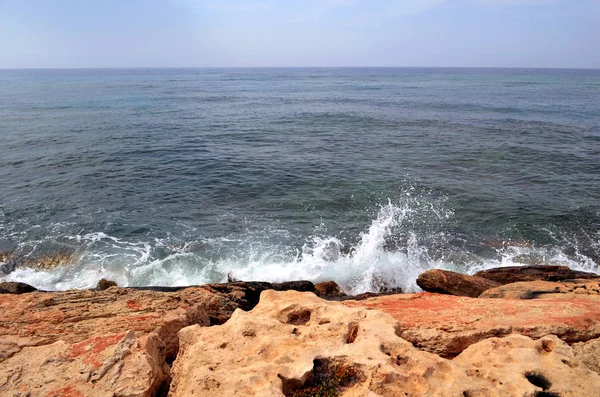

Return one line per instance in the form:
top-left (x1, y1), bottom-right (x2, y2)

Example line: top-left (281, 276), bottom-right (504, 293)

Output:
top-left (1, 67), bottom-right (599, 293)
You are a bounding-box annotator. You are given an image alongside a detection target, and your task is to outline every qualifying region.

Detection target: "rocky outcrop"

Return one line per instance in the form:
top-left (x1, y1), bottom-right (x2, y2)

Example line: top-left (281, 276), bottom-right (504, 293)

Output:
top-left (475, 265), bottom-right (600, 284)
top-left (416, 269), bottom-right (501, 297)
top-left (480, 279), bottom-right (600, 299)
top-left (169, 290), bottom-right (600, 396)
top-left (0, 281), bottom-right (37, 294)
top-left (197, 281), bottom-right (315, 324)
top-left (3, 273), bottom-right (600, 396)
top-left (314, 281), bottom-right (346, 298)
top-left (0, 281), bottom-right (316, 396)
top-left (97, 278), bottom-right (118, 290)
top-left (345, 292), bottom-right (600, 357)
top-left (0, 287), bottom-right (212, 396)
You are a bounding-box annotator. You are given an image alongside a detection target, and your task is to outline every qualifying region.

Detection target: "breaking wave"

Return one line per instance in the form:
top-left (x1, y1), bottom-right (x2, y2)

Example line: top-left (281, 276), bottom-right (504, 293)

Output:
top-left (1, 195), bottom-right (598, 294)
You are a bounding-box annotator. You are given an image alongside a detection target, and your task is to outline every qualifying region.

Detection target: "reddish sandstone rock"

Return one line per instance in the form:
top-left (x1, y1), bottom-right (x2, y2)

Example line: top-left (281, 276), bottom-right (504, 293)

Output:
top-left (0, 287), bottom-right (212, 396)
top-left (416, 269), bottom-right (501, 297)
top-left (480, 279), bottom-right (600, 299)
top-left (475, 265), bottom-right (600, 284)
top-left (344, 292), bottom-right (600, 357)
top-left (0, 281), bottom-right (317, 396)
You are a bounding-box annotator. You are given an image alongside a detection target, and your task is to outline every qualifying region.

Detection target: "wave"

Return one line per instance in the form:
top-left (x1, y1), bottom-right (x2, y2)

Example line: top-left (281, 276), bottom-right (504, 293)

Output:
top-left (1, 199), bottom-right (598, 293)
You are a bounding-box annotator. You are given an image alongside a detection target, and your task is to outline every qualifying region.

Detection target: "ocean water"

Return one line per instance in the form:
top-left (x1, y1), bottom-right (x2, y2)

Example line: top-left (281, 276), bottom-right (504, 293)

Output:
top-left (1, 67), bottom-right (599, 293)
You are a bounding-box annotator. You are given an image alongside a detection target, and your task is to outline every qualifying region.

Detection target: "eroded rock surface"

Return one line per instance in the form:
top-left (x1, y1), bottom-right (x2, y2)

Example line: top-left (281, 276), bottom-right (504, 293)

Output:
top-left (0, 281), bottom-right (315, 396)
top-left (475, 265), bottom-right (600, 284)
top-left (345, 292), bottom-right (600, 357)
top-left (169, 290), bottom-right (600, 397)
top-left (0, 287), bottom-right (211, 396)
top-left (416, 269), bottom-right (500, 297)
top-left (480, 279), bottom-right (600, 299)
top-left (454, 334), bottom-right (600, 397)
top-left (572, 338), bottom-right (600, 375)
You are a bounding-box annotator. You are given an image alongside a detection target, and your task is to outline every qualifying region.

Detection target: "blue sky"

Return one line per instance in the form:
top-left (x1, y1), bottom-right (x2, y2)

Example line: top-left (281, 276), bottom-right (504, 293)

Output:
top-left (1, 0), bottom-right (598, 68)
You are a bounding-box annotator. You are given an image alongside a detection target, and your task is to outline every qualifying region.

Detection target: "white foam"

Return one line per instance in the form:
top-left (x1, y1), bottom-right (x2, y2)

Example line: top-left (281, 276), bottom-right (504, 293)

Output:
top-left (1, 201), bottom-right (598, 292)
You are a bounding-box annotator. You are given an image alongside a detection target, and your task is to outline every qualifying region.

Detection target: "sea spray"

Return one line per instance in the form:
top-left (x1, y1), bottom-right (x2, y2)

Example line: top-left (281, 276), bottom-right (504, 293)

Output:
top-left (1, 198), bottom-right (598, 292)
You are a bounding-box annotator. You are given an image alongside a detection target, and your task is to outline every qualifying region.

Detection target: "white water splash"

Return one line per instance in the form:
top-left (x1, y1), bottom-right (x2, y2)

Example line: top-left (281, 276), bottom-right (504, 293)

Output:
top-left (2, 201), bottom-right (598, 292)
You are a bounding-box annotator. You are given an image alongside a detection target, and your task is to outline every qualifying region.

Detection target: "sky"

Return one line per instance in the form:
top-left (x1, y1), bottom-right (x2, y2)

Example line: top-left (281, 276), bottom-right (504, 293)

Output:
top-left (0, 0), bottom-right (598, 69)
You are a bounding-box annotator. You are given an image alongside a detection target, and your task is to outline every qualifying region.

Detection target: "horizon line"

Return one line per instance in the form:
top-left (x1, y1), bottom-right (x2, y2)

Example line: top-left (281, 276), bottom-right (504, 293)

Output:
top-left (1, 66), bottom-right (599, 71)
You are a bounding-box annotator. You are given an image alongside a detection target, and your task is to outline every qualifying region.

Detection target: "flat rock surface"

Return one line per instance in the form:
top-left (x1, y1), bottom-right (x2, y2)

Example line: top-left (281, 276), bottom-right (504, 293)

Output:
top-left (169, 290), bottom-right (600, 397)
top-left (474, 265), bottom-right (600, 284)
top-left (480, 279), bottom-right (600, 299)
top-left (344, 292), bottom-right (600, 357)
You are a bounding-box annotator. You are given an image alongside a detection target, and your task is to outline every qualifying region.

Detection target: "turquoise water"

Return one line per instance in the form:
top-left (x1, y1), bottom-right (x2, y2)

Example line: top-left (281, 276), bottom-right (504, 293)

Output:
top-left (1, 68), bottom-right (599, 292)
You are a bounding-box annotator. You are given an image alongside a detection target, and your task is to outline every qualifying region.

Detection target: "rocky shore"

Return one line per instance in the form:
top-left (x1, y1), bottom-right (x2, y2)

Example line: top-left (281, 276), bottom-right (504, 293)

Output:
top-left (1, 265), bottom-right (600, 396)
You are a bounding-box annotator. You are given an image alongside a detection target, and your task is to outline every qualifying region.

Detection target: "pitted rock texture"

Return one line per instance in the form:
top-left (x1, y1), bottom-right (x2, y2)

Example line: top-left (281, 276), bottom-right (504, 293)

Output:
top-left (0, 287), bottom-right (212, 396)
top-left (0, 281), bottom-right (317, 396)
top-left (168, 290), bottom-right (600, 397)
top-left (344, 292), bottom-right (600, 357)
top-left (454, 334), bottom-right (600, 397)
top-left (416, 269), bottom-right (501, 297)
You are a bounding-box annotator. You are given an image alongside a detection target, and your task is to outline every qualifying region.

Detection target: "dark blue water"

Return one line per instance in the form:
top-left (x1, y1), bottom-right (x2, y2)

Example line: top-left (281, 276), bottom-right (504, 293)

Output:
top-left (1, 68), bottom-right (599, 292)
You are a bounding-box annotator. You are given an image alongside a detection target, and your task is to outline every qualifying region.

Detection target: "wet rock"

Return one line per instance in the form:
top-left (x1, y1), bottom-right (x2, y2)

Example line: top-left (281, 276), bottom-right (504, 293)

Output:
top-left (480, 279), bottom-right (600, 299)
top-left (345, 292), bottom-right (600, 358)
top-left (200, 281), bottom-right (315, 324)
top-left (416, 269), bottom-right (501, 297)
top-left (314, 281), bottom-right (346, 298)
top-left (475, 265), bottom-right (600, 285)
top-left (169, 290), bottom-right (600, 397)
top-left (96, 278), bottom-right (118, 290)
top-left (226, 272), bottom-right (239, 282)
top-left (0, 281), bottom-right (37, 294)
top-left (339, 245), bottom-right (356, 256)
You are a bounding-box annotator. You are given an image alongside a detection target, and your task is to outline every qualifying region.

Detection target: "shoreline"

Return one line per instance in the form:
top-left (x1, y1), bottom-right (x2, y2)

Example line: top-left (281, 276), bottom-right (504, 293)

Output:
top-left (1, 265), bottom-right (600, 396)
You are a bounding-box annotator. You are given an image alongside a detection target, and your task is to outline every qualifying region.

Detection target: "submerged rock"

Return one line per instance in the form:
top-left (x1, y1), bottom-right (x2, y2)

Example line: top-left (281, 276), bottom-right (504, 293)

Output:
top-left (0, 281), bottom-right (37, 294)
top-left (475, 265), bottom-right (600, 284)
top-left (416, 269), bottom-right (501, 297)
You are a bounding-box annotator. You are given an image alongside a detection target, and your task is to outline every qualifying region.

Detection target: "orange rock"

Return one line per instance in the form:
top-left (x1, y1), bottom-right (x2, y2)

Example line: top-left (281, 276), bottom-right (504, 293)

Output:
top-left (0, 287), bottom-right (211, 396)
top-left (169, 290), bottom-right (600, 397)
top-left (344, 292), bottom-right (600, 357)
top-left (0, 281), bottom-right (317, 396)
